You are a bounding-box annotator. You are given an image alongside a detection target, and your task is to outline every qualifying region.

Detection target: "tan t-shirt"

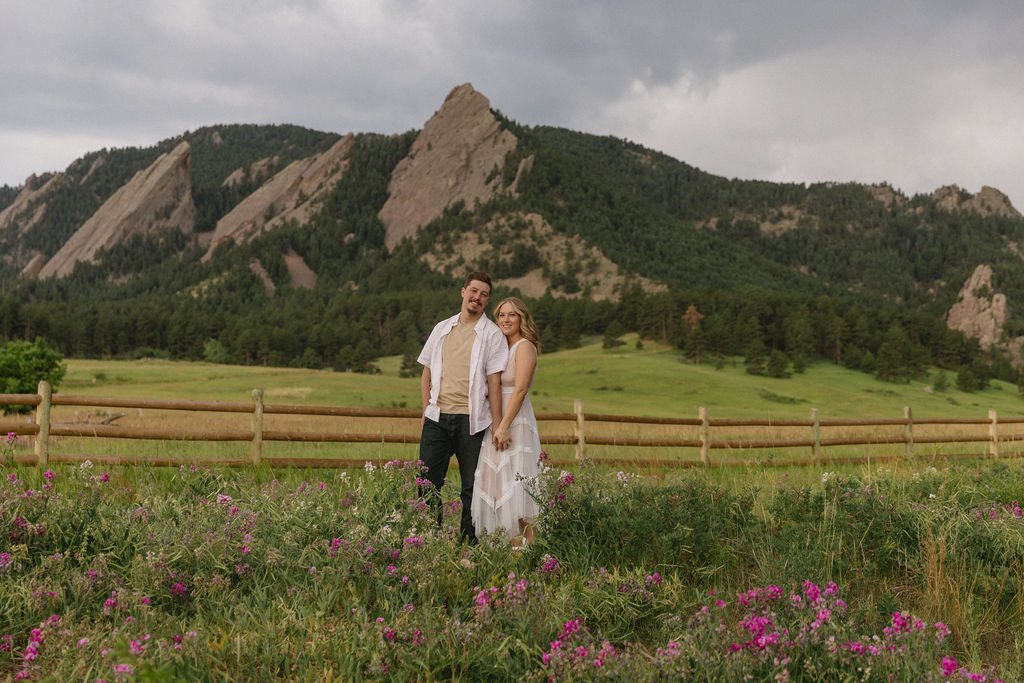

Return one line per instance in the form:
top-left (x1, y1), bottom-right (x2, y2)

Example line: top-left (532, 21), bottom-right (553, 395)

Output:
top-left (437, 322), bottom-right (476, 414)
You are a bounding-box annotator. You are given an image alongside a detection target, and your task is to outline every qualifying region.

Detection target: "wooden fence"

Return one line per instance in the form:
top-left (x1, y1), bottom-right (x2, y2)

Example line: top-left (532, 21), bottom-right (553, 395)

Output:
top-left (2, 382), bottom-right (1024, 469)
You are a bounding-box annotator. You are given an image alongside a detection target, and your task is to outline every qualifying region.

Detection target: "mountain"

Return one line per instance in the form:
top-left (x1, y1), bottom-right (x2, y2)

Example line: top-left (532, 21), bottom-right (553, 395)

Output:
top-left (2, 83), bottom-right (1024, 383)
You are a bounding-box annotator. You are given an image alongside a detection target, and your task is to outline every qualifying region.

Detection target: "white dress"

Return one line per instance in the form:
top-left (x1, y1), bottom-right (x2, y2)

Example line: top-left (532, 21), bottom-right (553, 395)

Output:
top-left (472, 339), bottom-right (541, 539)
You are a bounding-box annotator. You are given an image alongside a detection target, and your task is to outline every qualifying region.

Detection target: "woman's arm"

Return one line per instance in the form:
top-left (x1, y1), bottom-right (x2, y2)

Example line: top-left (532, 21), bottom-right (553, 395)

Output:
top-left (493, 342), bottom-right (537, 449)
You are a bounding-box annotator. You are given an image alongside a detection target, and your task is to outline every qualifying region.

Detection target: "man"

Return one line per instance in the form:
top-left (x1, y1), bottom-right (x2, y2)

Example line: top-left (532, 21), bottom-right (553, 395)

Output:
top-left (418, 271), bottom-right (508, 542)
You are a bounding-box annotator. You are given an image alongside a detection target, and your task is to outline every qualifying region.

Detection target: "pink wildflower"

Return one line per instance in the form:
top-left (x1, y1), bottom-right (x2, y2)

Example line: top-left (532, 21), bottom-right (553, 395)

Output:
top-left (941, 656), bottom-right (958, 677)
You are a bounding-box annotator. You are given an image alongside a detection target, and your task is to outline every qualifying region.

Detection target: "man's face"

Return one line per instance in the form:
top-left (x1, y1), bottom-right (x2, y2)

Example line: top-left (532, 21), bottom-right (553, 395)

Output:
top-left (461, 279), bottom-right (491, 316)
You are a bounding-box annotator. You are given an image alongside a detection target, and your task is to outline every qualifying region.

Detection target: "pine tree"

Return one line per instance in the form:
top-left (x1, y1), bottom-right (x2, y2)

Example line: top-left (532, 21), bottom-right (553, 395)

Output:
top-left (766, 349), bottom-right (791, 378)
top-left (744, 317), bottom-right (765, 376)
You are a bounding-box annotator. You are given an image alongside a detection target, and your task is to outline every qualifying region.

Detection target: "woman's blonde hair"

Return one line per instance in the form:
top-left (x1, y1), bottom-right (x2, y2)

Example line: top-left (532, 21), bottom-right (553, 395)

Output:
top-left (494, 297), bottom-right (541, 353)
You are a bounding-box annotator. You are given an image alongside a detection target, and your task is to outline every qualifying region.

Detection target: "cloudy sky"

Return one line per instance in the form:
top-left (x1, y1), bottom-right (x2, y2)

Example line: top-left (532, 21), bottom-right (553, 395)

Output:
top-left (3, 1), bottom-right (1024, 209)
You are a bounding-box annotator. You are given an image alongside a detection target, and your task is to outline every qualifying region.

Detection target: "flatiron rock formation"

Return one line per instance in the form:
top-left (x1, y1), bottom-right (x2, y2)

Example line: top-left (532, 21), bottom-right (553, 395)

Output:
top-left (38, 142), bottom-right (196, 279)
top-left (378, 83), bottom-right (518, 249)
top-left (0, 173), bottom-right (63, 236)
top-left (202, 135), bottom-right (354, 260)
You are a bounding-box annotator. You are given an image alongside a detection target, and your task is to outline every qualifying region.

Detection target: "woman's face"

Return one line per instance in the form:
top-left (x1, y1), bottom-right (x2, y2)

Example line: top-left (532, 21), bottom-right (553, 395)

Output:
top-left (496, 302), bottom-right (522, 339)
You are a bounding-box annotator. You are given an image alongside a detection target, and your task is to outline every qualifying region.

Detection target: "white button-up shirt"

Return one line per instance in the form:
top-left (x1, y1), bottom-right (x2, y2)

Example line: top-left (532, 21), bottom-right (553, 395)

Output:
top-left (418, 313), bottom-right (508, 434)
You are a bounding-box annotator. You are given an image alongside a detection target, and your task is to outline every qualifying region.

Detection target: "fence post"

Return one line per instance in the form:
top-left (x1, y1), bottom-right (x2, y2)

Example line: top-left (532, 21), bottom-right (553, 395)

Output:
top-left (35, 380), bottom-right (51, 468)
top-left (573, 398), bottom-right (585, 461)
top-left (989, 410), bottom-right (998, 458)
top-left (904, 406), bottom-right (914, 459)
top-left (699, 406), bottom-right (710, 465)
top-left (251, 389), bottom-right (264, 465)
top-left (810, 407), bottom-right (821, 460)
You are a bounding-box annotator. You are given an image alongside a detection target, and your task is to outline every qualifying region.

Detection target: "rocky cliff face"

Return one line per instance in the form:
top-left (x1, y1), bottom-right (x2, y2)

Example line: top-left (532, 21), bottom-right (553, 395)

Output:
top-left (932, 185), bottom-right (1020, 218)
top-left (946, 264), bottom-right (1024, 364)
top-left (0, 173), bottom-right (63, 236)
top-left (38, 142), bottom-right (196, 279)
top-left (202, 134), bottom-right (355, 260)
top-left (378, 83), bottom-right (519, 249)
top-left (947, 265), bottom-right (1007, 349)
top-left (0, 173), bottom-right (64, 273)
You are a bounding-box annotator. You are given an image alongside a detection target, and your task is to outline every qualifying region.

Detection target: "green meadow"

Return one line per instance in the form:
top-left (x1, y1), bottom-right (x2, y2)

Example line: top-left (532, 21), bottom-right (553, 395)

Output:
top-left (23, 334), bottom-right (1021, 468)
top-left (57, 334), bottom-right (1024, 420)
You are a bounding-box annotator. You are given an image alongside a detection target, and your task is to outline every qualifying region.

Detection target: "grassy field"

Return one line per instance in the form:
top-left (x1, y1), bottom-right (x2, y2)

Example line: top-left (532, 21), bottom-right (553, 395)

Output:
top-left (4, 335), bottom-right (1024, 467)
top-left (49, 334), bottom-right (1024, 419)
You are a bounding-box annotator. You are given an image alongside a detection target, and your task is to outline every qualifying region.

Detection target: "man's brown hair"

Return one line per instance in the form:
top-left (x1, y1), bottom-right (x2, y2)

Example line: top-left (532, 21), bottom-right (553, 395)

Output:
top-left (464, 271), bottom-right (492, 290)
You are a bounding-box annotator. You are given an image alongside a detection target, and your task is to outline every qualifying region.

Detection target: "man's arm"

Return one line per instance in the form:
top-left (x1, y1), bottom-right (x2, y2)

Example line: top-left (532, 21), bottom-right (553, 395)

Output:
top-left (487, 371), bottom-right (502, 437)
top-left (420, 366), bottom-right (432, 429)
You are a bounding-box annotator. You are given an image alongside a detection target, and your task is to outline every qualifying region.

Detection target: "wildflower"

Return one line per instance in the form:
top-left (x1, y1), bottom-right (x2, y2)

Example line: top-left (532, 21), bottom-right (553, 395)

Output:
top-left (539, 555), bottom-right (560, 573)
top-left (364, 462), bottom-right (376, 472)
top-left (77, 637), bottom-right (90, 647)
top-left (941, 656), bottom-right (958, 677)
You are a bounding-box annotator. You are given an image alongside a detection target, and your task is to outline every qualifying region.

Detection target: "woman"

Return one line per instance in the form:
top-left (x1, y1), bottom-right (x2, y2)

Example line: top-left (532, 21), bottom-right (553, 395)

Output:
top-left (471, 297), bottom-right (542, 547)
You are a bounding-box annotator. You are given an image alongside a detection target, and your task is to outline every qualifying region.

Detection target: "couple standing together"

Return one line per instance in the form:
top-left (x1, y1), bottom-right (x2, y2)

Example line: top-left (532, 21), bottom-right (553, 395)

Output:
top-left (417, 271), bottom-right (541, 547)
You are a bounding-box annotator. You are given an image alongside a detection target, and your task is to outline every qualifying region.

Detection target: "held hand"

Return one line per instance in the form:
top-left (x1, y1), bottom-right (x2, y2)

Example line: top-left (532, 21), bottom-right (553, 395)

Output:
top-left (494, 426), bottom-right (511, 451)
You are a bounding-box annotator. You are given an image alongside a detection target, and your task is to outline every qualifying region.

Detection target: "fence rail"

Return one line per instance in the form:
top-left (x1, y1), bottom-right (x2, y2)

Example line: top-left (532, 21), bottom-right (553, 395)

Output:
top-left (2, 382), bottom-right (1023, 469)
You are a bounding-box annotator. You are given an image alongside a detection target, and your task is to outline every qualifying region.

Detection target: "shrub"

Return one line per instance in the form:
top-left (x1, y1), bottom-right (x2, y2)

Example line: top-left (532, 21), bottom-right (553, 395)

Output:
top-left (0, 338), bottom-right (67, 414)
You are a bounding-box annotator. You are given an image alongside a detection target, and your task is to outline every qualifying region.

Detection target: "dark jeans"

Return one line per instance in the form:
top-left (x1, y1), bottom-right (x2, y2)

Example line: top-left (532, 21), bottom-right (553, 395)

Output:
top-left (419, 413), bottom-right (484, 541)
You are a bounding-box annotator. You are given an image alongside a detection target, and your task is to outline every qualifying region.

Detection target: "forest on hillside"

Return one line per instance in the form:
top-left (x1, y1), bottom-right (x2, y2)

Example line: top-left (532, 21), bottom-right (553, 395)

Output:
top-left (1, 119), bottom-right (1022, 391)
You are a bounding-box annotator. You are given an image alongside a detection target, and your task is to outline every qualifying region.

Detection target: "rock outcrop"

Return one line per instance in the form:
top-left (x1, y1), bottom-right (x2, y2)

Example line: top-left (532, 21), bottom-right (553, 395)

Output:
top-left (202, 135), bottom-right (354, 260)
top-left (866, 183), bottom-right (904, 208)
top-left (283, 248), bottom-right (317, 289)
top-left (38, 142), bottom-right (196, 279)
top-left (223, 156), bottom-right (279, 188)
top-left (422, 211), bottom-right (665, 300)
top-left (378, 83), bottom-right (519, 249)
top-left (946, 265), bottom-right (1007, 350)
top-left (946, 264), bottom-right (1024, 366)
top-left (0, 173), bottom-right (62, 235)
top-left (932, 185), bottom-right (1020, 218)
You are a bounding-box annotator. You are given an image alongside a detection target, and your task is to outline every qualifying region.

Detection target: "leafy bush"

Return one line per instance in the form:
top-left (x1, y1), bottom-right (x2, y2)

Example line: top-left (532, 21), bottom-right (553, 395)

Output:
top-left (0, 338), bottom-right (66, 414)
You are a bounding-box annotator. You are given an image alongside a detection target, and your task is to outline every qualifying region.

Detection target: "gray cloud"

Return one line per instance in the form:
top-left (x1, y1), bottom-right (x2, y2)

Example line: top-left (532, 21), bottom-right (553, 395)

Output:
top-left (2, 1), bottom-right (1023, 210)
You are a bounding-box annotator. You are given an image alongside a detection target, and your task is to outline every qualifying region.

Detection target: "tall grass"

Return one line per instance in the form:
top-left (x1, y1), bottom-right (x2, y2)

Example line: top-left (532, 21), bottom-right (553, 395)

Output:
top-left (2, 446), bottom-right (1020, 680)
